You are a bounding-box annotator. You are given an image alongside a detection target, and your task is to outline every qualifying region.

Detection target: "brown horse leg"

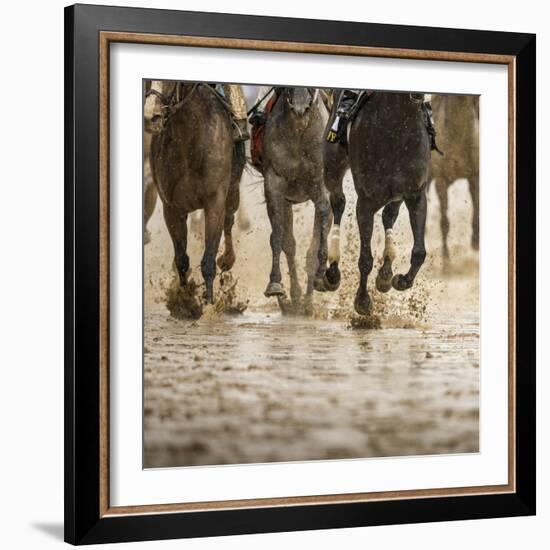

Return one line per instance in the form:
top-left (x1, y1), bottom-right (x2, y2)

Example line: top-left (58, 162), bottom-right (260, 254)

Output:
top-left (163, 203), bottom-right (189, 286)
top-left (202, 190), bottom-right (226, 304)
top-left (376, 200), bottom-right (402, 292)
top-left (392, 187), bottom-right (427, 291)
top-left (264, 170), bottom-right (287, 297)
top-left (435, 177), bottom-right (450, 260)
top-left (354, 197), bottom-right (375, 315)
top-left (217, 178), bottom-right (240, 272)
top-left (469, 175), bottom-right (480, 251)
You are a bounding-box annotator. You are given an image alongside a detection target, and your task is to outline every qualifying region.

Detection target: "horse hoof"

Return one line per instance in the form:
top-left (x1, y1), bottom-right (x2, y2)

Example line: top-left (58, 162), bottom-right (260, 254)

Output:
top-left (354, 294), bottom-right (372, 316)
top-left (323, 263), bottom-right (341, 292)
top-left (217, 254), bottom-right (235, 272)
top-left (314, 277), bottom-right (328, 292)
top-left (375, 273), bottom-right (393, 293)
top-left (392, 274), bottom-right (411, 291)
top-left (264, 281), bottom-right (285, 297)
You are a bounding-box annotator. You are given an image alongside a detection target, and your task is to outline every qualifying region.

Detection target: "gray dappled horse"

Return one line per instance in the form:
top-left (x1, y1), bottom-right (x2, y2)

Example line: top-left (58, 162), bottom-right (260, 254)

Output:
top-left (145, 81), bottom-right (245, 303)
top-left (323, 90), bottom-right (431, 315)
top-left (261, 87), bottom-right (330, 313)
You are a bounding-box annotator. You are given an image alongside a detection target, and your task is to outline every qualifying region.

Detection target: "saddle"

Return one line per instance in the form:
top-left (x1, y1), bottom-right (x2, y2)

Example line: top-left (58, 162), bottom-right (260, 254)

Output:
top-left (248, 91), bottom-right (279, 173)
top-left (145, 83), bottom-right (242, 138)
top-left (326, 90), bottom-right (443, 155)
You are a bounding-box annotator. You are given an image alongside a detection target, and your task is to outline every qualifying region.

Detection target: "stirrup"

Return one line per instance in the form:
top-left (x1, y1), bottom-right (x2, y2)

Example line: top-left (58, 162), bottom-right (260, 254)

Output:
top-left (233, 119), bottom-right (250, 142)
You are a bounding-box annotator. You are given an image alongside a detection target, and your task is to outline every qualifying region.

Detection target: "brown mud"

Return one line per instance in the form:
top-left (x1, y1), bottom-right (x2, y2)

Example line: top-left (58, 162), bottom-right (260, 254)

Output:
top-left (144, 171), bottom-right (479, 468)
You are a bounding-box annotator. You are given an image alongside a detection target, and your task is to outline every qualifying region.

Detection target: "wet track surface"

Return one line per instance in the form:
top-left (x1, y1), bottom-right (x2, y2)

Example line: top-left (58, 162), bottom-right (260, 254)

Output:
top-left (144, 294), bottom-right (479, 467)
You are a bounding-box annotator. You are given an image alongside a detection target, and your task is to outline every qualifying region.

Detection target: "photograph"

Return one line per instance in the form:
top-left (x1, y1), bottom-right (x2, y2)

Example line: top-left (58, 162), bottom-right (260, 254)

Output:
top-left (59, 2), bottom-right (537, 545)
top-left (142, 81), bottom-right (480, 468)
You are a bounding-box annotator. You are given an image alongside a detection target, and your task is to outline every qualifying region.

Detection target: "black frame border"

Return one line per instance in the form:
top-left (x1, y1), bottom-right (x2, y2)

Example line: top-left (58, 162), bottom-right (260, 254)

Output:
top-left (65, 3), bottom-right (536, 545)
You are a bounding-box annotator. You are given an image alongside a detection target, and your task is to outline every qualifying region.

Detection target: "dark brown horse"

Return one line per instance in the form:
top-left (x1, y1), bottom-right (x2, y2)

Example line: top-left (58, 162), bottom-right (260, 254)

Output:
top-left (430, 94), bottom-right (479, 258)
top-left (145, 81), bottom-right (245, 303)
top-left (324, 91), bottom-right (431, 315)
top-left (261, 87), bottom-right (330, 313)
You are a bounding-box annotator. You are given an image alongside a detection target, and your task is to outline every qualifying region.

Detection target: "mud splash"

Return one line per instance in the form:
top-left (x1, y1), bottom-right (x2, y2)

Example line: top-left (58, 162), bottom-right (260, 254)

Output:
top-left (165, 272), bottom-right (248, 320)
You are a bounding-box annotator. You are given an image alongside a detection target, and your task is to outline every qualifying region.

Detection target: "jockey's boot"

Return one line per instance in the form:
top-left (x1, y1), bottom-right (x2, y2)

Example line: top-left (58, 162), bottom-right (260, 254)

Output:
top-left (233, 118), bottom-right (250, 142)
top-left (326, 89), bottom-right (359, 144)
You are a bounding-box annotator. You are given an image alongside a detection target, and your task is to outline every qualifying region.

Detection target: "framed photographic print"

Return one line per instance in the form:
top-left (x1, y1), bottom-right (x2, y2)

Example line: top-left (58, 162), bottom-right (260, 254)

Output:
top-left (64, 3), bottom-right (536, 545)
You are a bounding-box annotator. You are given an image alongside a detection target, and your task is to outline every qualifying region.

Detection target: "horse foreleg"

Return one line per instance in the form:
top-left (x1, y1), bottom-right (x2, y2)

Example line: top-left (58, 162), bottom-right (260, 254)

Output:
top-left (435, 177), bottom-right (450, 260)
top-left (312, 190), bottom-right (331, 292)
top-left (281, 201), bottom-right (301, 307)
top-left (264, 171), bottom-right (286, 298)
top-left (354, 197), bottom-right (375, 316)
top-left (163, 203), bottom-right (189, 286)
top-left (376, 200), bottom-right (402, 292)
top-left (469, 175), bottom-right (480, 251)
top-left (202, 191), bottom-right (226, 304)
top-left (392, 187), bottom-right (427, 291)
top-left (324, 143), bottom-right (348, 291)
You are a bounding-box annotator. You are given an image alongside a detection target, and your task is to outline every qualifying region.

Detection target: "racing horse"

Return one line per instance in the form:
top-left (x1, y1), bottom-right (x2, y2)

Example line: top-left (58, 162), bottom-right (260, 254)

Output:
top-left (261, 87), bottom-right (330, 313)
top-left (145, 81), bottom-right (245, 303)
top-left (323, 90), bottom-right (431, 315)
top-left (430, 94), bottom-right (479, 259)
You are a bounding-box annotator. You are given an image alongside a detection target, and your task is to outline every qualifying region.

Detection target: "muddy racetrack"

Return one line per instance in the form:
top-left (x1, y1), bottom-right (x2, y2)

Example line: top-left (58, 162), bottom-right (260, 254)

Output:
top-left (144, 169), bottom-right (479, 468)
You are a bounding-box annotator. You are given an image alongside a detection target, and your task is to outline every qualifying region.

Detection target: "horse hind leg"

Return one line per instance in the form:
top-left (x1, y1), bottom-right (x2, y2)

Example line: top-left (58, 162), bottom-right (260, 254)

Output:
top-left (163, 203), bottom-right (189, 286)
top-left (469, 174), bottom-right (479, 251)
top-left (375, 200), bottom-right (402, 293)
top-left (392, 187), bottom-right (427, 291)
top-left (435, 177), bottom-right (450, 260)
top-left (217, 176), bottom-right (240, 272)
top-left (202, 190), bottom-right (226, 304)
top-left (354, 196), bottom-right (375, 315)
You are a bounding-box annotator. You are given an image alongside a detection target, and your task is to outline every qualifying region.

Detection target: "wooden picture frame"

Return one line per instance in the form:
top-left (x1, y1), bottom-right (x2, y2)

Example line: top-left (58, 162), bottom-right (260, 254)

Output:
top-left (65, 3), bottom-right (536, 545)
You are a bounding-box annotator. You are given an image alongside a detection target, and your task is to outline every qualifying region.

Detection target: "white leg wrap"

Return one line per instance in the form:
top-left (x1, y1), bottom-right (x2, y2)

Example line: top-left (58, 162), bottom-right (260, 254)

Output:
top-left (384, 229), bottom-right (397, 262)
top-left (328, 225), bottom-right (341, 264)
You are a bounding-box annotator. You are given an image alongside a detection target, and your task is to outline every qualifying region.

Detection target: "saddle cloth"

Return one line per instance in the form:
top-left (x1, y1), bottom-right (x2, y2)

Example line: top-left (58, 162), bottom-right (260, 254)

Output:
top-left (249, 93), bottom-right (278, 173)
